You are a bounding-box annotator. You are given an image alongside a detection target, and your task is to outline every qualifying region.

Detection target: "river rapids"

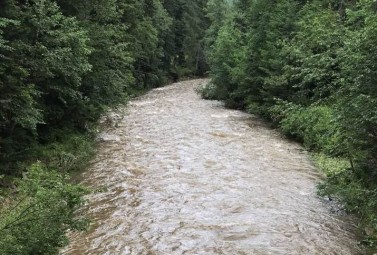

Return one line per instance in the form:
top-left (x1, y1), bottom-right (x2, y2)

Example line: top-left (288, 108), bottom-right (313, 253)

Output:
top-left (62, 79), bottom-right (361, 255)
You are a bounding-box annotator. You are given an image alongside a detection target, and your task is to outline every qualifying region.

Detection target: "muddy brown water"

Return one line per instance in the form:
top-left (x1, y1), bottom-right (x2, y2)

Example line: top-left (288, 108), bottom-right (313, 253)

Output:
top-left (62, 79), bottom-right (361, 255)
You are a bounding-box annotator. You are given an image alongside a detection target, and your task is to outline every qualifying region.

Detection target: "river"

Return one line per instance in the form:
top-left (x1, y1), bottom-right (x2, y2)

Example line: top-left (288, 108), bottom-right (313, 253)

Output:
top-left (62, 79), bottom-right (361, 255)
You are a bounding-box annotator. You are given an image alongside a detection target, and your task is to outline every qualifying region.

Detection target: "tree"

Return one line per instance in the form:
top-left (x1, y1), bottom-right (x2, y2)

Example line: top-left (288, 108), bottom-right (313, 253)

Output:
top-left (57, 0), bottom-right (135, 121)
top-left (163, 0), bottom-right (209, 78)
top-left (0, 0), bottom-right (91, 174)
top-left (279, 3), bottom-right (344, 106)
top-left (119, 0), bottom-right (172, 88)
top-left (338, 0), bottom-right (377, 171)
top-left (0, 17), bottom-right (43, 173)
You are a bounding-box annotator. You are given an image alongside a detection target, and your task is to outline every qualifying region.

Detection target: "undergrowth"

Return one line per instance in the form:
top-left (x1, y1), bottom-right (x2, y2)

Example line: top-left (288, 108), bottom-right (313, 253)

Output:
top-left (0, 130), bottom-right (95, 255)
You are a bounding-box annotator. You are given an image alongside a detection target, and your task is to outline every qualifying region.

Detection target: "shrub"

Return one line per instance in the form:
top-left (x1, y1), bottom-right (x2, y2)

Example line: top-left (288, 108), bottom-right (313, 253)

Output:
top-left (197, 81), bottom-right (221, 100)
top-left (270, 102), bottom-right (345, 156)
top-left (35, 131), bottom-right (95, 173)
top-left (0, 163), bottom-right (88, 255)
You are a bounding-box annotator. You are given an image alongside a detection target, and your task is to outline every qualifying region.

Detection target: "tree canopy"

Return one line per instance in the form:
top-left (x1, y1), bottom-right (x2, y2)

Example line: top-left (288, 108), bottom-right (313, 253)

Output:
top-left (1, 0), bottom-right (377, 252)
top-left (0, 1), bottom-right (210, 254)
top-left (204, 0), bottom-right (377, 246)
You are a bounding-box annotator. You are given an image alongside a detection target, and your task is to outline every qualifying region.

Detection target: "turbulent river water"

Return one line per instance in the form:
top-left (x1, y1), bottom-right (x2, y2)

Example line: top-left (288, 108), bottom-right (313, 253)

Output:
top-left (62, 79), bottom-right (361, 255)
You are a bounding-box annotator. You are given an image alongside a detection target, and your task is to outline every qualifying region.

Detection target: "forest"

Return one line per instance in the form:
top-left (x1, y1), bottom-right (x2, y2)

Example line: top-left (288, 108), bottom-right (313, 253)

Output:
top-left (0, 0), bottom-right (376, 254)
top-left (203, 0), bottom-right (377, 249)
top-left (0, 0), bottom-right (208, 253)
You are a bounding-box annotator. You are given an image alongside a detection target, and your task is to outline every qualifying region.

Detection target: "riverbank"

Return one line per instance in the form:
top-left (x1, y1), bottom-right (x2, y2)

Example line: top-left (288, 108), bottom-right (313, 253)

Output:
top-left (200, 80), bottom-right (376, 254)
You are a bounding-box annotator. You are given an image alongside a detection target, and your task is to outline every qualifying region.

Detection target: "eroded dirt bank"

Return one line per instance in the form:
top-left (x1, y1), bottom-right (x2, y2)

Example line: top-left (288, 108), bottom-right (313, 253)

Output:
top-left (62, 79), bottom-right (361, 255)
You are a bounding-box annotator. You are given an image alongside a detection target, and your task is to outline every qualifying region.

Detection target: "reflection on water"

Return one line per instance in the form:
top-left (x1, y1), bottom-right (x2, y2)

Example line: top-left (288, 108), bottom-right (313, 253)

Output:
top-left (62, 79), bottom-right (361, 255)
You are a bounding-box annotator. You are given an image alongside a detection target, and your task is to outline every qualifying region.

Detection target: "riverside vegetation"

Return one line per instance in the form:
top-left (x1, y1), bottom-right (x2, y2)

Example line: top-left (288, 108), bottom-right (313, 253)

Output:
top-left (0, 0), bottom-right (376, 254)
top-left (201, 0), bottom-right (377, 250)
top-left (0, 0), bottom-right (208, 254)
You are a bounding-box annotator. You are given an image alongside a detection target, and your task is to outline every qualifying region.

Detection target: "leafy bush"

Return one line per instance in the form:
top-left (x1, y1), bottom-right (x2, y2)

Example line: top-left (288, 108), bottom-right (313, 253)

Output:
top-left (0, 163), bottom-right (88, 255)
top-left (270, 102), bottom-right (345, 156)
top-left (35, 131), bottom-right (95, 173)
top-left (312, 153), bottom-right (351, 177)
top-left (197, 81), bottom-right (222, 100)
top-left (318, 166), bottom-right (377, 246)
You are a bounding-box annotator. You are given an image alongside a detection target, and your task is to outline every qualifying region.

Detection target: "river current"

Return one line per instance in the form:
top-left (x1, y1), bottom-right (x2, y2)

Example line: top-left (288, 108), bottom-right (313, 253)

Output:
top-left (62, 79), bottom-right (361, 255)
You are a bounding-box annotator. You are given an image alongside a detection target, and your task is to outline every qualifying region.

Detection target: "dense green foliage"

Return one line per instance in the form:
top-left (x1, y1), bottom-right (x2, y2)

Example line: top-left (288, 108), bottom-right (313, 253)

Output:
top-left (0, 163), bottom-right (87, 255)
top-left (0, 0), bottom-right (209, 253)
top-left (204, 0), bottom-right (377, 246)
top-left (0, 0), bottom-right (209, 176)
top-left (163, 0), bottom-right (209, 78)
top-left (3, 0), bottom-right (376, 252)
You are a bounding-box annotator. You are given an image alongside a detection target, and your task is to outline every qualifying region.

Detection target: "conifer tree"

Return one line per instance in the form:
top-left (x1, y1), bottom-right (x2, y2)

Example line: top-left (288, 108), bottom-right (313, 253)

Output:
top-left (0, 0), bottom-right (91, 173)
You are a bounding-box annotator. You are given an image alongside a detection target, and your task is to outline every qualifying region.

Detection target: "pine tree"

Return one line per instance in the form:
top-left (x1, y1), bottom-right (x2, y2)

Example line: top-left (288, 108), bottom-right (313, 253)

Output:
top-left (163, 0), bottom-right (209, 78)
top-left (0, 0), bottom-right (91, 173)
